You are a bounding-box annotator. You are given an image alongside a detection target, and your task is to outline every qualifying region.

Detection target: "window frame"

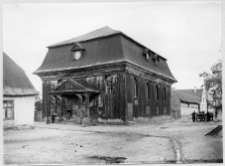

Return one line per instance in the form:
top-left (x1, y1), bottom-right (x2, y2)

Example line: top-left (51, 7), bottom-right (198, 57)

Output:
top-left (3, 100), bottom-right (14, 120)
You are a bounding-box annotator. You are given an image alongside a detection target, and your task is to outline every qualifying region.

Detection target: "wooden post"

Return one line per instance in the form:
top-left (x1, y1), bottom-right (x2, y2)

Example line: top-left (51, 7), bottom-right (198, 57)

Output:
top-left (76, 94), bottom-right (83, 111)
top-left (124, 73), bottom-right (128, 124)
top-left (60, 96), bottom-right (64, 117)
top-left (85, 93), bottom-right (90, 118)
top-left (76, 94), bottom-right (83, 124)
top-left (43, 80), bottom-right (51, 123)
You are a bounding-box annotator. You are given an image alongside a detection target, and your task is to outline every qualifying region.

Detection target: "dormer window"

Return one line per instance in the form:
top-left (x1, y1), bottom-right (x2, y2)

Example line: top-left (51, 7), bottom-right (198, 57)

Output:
top-left (146, 53), bottom-right (149, 60)
top-left (71, 42), bottom-right (85, 60)
top-left (143, 48), bottom-right (150, 60)
top-left (152, 53), bottom-right (160, 64)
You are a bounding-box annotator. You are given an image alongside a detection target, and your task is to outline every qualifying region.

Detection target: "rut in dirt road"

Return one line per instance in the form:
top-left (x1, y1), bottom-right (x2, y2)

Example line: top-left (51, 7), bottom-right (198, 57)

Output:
top-left (88, 130), bottom-right (183, 163)
top-left (142, 134), bottom-right (182, 163)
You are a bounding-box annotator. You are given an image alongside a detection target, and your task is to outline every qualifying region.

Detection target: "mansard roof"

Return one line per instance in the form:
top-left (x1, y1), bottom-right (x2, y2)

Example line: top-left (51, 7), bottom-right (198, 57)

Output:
top-left (34, 26), bottom-right (176, 83)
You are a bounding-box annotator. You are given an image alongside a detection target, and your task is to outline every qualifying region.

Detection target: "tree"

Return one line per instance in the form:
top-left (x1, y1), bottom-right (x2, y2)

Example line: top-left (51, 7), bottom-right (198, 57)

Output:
top-left (200, 59), bottom-right (222, 111)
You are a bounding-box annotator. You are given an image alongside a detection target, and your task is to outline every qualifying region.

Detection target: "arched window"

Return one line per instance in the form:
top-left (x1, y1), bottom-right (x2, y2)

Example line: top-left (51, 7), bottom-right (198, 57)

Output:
top-left (134, 78), bottom-right (138, 98)
top-left (164, 87), bottom-right (167, 101)
top-left (156, 85), bottom-right (159, 100)
top-left (147, 82), bottom-right (150, 99)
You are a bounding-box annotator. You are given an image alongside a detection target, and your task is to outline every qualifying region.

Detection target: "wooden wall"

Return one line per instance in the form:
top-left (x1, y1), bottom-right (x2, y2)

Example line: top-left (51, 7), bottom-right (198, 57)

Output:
top-left (42, 81), bottom-right (51, 119)
top-left (85, 73), bottom-right (126, 120)
top-left (125, 73), bottom-right (171, 118)
top-left (42, 69), bottom-right (172, 121)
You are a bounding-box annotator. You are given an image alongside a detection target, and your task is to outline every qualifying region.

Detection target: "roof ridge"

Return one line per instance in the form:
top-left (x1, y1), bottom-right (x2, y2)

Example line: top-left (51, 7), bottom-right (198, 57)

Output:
top-left (48, 26), bottom-right (121, 48)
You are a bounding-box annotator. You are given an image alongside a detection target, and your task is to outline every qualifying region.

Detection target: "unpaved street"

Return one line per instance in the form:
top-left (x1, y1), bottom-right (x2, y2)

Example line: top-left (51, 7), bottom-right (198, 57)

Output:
top-left (4, 116), bottom-right (223, 164)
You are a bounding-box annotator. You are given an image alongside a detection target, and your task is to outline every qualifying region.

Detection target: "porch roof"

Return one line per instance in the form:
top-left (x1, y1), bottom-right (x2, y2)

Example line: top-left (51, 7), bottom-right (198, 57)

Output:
top-left (49, 79), bottom-right (100, 95)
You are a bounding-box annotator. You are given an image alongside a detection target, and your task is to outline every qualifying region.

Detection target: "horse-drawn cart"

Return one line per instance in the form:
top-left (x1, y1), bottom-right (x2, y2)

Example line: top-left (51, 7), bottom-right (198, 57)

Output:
top-left (195, 112), bottom-right (205, 122)
top-left (195, 111), bottom-right (214, 122)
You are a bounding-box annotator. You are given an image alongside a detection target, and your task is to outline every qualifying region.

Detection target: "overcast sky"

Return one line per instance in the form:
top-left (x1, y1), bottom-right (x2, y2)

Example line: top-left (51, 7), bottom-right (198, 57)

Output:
top-left (3, 2), bottom-right (221, 95)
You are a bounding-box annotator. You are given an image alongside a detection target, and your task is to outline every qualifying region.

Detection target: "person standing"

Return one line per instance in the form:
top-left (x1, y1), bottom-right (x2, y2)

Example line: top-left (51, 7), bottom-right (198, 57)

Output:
top-left (51, 111), bottom-right (57, 123)
top-left (215, 109), bottom-right (218, 120)
top-left (192, 111), bottom-right (196, 122)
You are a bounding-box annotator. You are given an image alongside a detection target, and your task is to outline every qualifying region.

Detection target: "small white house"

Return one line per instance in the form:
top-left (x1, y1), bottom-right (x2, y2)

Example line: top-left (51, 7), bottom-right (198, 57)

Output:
top-left (173, 87), bottom-right (208, 116)
top-left (3, 52), bottom-right (38, 126)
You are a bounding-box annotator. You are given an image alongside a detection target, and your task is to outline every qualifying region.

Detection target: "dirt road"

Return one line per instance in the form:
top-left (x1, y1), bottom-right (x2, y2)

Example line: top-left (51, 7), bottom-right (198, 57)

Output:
top-left (4, 116), bottom-right (223, 164)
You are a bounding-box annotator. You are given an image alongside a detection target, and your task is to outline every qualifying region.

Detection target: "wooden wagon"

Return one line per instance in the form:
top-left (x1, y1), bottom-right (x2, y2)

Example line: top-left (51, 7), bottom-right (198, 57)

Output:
top-left (196, 111), bottom-right (214, 122)
top-left (195, 112), bottom-right (205, 122)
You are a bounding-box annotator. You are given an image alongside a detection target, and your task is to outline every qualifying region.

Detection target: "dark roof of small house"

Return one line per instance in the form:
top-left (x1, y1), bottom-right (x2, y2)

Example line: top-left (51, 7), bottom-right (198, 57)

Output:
top-left (3, 52), bottom-right (38, 97)
top-left (34, 26), bottom-right (176, 82)
top-left (174, 89), bottom-right (203, 104)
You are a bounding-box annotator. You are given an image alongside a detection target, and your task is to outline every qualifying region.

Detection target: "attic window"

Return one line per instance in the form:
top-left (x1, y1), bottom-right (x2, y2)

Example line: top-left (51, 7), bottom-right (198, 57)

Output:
top-left (152, 54), bottom-right (160, 64)
top-left (143, 48), bottom-right (150, 60)
top-left (74, 51), bottom-right (82, 60)
top-left (146, 53), bottom-right (149, 60)
top-left (71, 43), bottom-right (85, 60)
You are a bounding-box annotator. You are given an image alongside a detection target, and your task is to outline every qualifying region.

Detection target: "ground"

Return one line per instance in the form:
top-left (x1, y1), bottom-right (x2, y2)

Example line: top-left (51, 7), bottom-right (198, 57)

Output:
top-left (4, 114), bottom-right (223, 164)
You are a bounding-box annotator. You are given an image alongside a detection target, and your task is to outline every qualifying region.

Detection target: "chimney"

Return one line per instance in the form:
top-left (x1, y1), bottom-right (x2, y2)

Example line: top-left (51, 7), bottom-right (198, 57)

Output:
top-left (194, 86), bottom-right (196, 93)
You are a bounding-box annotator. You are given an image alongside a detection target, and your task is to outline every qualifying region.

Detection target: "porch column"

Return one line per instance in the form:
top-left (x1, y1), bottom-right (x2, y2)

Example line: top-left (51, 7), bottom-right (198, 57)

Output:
top-left (76, 94), bottom-right (83, 125)
top-left (84, 93), bottom-right (90, 118)
top-left (76, 94), bottom-right (83, 114)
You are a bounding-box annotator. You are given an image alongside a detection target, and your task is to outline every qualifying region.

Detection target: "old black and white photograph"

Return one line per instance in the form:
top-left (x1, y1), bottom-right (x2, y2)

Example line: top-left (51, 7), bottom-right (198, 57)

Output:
top-left (2, 1), bottom-right (223, 165)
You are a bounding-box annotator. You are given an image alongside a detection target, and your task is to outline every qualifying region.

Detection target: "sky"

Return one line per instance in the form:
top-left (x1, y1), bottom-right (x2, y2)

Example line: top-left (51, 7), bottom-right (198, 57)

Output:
top-left (3, 2), bottom-right (221, 96)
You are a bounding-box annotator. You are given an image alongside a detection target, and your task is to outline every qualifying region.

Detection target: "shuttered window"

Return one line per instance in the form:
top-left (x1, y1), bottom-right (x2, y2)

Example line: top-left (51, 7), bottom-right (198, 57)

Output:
top-left (3, 100), bottom-right (14, 120)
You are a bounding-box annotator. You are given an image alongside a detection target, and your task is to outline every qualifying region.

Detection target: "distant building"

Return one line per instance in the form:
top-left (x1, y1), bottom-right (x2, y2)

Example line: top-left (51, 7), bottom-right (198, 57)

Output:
top-left (170, 90), bottom-right (181, 119)
top-left (3, 52), bottom-right (38, 126)
top-left (34, 26), bottom-right (176, 122)
top-left (173, 87), bottom-right (208, 116)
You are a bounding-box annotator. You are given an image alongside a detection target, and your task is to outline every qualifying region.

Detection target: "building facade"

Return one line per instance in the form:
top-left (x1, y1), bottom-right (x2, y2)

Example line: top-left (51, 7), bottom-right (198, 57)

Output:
top-left (34, 26), bottom-right (177, 122)
top-left (173, 88), bottom-right (209, 116)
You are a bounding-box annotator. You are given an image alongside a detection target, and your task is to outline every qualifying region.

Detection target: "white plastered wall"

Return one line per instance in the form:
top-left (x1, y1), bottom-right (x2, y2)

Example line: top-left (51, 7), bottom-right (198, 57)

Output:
top-left (3, 96), bottom-right (35, 125)
top-left (180, 103), bottom-right (198, 116)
